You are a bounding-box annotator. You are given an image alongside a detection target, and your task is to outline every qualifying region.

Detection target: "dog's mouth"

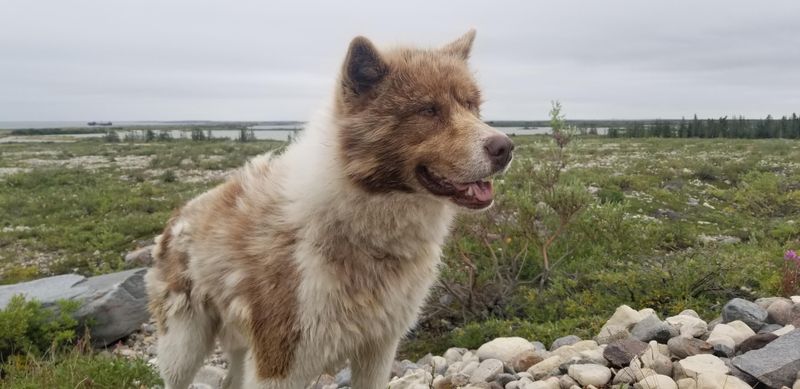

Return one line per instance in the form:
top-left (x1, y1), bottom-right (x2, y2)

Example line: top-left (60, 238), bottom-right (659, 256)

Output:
top-left (415, 165), bottom-right (494, 209)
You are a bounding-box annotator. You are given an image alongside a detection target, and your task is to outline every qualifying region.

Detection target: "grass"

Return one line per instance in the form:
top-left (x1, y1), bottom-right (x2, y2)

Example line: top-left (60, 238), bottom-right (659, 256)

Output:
top-left (0, 139), bottom-right (283, 282)
top-left (2, 350), bottom-right (161, 388)
top-left (1, 135), bottom-right (799, 367)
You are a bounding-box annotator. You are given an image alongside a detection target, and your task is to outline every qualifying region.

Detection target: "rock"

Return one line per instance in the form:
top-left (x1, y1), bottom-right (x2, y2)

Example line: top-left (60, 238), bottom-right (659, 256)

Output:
top-left (470, 359), bottom-right (504, 383)
top-left (732, 329), bottom-right (800, 388)
top-left (774, 324), bottom-right (796, 336)
top-left (603, 338), bottom-right (648, 366)
top-left (478, 338), bottom-right (537, 364)
top-left (707, 322), bottom-right (753, 347)
top-left (527, 356), bottom-right (562, 380)
top-left (604, 305), bottom-right (645, 329)
top-left (679, 309), bottom-right (700, 318)
top-left (722, 298), bottom-right (767, 331)
top-left (674, 355), bottom-right (729, 380)
top-left (558, 374), bottom-right (578, 388)
top-left (428, 356), bottom-right (447, 375)
top-left (124, 245), bottom-right (154, 266)
top-left (393, 360), bottom-right (419, 378)
top-left (727, 363), bottom-right (758, 386)
top-left (461, 361), bottom-right (480, 376)
top-left (494, 373), bottom-right (516, 388)
top-left (706, 334), bottom-right (735, 352)
top-left (640, 342), bottom-right (673, 376)
top-left (667, 337), bottom-right (713, 359)
top-left (695, 373), bottom-right (752, 389)
top-left (633, 374), bottom-right (677, 389)
top-left (451, 373), bottom-right (470, 386)
top-left (612, 366), bottom-right (656, 384)
top-left (767, 298), bottom-right (794, 325)
top-left (711, 343), bottom-right (734, 358)
top-left (759, 323), bottom-right (783, 334)
top-left (566, 364), bottom-right (611, 386)
top-left (675, 378), bottom-right (696, 389)
top-left (463, 351), bottom-right (480, 363)
top-left (523, 377), bottom-right (559, 389)
top-left (510, 350), bottom-right (545, 372)
top-left (0, 268), bottom-right (150, 346)
top-left (444, 347), bottom-right (467, 364)
top-left (192, 366), bottom-right (225, 389)
top-left (737, 332), bottom-right (777, 354)
top-left (387, 369), bottom-right (433, 389)
top-left (335, 367), bottom-right (351, 387)
top-left (631, 315), bottom-right (678, 343)
top-left (550, 335), bottom-right (581, 351)
top-left (595, 325), bottom-right (631, 345)
top-left (665, 315), bottom-right (708, 338)
top-left (551, 340), bottom-right (599, 361)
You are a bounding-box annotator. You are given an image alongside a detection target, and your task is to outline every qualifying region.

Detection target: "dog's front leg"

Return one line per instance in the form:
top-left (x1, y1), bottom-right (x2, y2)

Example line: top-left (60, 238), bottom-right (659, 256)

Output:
top-left (350, 338), bottom-right (399, 389)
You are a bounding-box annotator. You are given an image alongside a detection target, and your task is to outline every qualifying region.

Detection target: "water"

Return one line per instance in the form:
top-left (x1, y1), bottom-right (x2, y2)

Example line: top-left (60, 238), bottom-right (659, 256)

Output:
top-left (0, 121), bottom-right (214, 130)
top-left (0, 123), bottom-right (607, 142)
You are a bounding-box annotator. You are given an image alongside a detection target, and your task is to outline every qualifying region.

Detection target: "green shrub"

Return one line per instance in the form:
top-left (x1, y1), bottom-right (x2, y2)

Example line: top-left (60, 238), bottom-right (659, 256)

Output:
top-left (0, 295), bottom-right (80, 361)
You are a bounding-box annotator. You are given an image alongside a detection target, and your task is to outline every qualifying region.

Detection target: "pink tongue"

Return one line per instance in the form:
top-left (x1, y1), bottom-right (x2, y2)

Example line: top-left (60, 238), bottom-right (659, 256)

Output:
top-left (454, 181), bottom-right (493, 202)
top-left (473, 181), bottom-right (493, 202)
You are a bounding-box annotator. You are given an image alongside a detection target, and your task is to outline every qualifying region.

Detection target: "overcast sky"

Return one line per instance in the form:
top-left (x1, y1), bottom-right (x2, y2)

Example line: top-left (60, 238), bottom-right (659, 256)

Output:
top-left (1, 1), bottom-right (799, 121)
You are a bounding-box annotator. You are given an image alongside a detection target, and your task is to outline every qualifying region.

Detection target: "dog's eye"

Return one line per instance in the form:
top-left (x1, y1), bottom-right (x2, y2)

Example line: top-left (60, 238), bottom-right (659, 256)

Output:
top-left (466, 101), bottom-right (478, 111)
top-left (419, 105), bottom-right (438, 117)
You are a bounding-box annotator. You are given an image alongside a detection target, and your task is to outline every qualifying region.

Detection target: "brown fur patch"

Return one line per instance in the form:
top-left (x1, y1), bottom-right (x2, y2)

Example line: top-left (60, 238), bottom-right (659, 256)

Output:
top-left (236, 229), bottom-right (301, 379)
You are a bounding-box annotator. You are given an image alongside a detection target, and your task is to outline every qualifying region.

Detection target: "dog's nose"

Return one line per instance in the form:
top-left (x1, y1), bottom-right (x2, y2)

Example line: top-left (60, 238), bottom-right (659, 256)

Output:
top-left (484, 134), bottom-right (514, 169)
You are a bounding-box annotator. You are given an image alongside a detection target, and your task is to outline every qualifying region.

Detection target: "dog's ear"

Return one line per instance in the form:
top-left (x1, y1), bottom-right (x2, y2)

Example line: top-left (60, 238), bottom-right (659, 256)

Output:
top-left (442, 29), bottom-right (476, 60)
top-left (342, 36), bottom-right (388, 96)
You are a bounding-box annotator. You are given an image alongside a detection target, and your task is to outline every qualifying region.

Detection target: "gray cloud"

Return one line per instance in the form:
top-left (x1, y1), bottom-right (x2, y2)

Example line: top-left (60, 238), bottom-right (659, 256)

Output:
top-left (1, 0), bottom-right (798, 120)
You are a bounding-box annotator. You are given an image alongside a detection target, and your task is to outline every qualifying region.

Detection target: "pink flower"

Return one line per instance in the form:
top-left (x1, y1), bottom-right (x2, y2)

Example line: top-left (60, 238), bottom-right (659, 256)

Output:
top-left (785, 250), bottom-right (799, 262)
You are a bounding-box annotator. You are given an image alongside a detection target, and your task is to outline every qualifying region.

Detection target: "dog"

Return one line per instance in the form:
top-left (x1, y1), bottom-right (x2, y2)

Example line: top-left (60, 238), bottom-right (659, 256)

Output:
top-left (145, 29), bottom-right (513, 389)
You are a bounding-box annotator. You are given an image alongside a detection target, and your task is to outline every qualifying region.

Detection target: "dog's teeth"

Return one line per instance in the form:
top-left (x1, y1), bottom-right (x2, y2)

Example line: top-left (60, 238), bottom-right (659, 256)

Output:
top-left (466, 186), bottom-right (474, 197)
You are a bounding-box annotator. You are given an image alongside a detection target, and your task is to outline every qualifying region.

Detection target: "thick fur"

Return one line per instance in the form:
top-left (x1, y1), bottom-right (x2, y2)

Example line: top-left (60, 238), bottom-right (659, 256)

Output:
top-left (145, 30), bottom-right (511, 389)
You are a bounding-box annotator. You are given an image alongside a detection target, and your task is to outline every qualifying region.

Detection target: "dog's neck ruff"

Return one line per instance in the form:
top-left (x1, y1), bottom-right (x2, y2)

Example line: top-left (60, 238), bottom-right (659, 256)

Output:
top-left (278, 109), bottom-right (456, 250)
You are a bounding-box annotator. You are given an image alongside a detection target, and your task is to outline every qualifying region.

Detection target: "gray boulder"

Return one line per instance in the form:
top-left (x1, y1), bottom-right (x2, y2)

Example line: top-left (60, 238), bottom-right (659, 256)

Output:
top-left (722, 298), bottom-right (767, 331)
top-left (550, 335), bottom-right (581, 351)
top-left (0, 268), bottom-right (150, 346)
top-left (732, 329), bottom-right (800, 388)
top-left (631, 315), bottom-right (677, 343)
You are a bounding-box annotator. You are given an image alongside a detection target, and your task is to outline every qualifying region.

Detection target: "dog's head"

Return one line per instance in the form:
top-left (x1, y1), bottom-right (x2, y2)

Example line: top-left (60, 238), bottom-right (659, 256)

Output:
top-left (335, 30), bottom-right (513, 210)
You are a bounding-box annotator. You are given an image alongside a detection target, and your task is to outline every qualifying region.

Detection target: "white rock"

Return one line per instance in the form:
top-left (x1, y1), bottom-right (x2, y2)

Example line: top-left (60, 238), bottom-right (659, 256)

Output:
top-left (429, 356), bottom-right (447, 375)
top-left (462, 351), bottom-right (480, 363)
top-left (605, 305), bottom-right (645, 328)
top-left (707, 323), bottom-right (752, 346)
top-left (567, 364), bottom-right (612, 386)
top-left (443, 347), bottom-right (466, 364)
top-left (445, 361), bottom-right (463, 375)
top-left (469, 359), bottom-right (504, 383)
top-left (666, 315), bottom-right (708, 338)
top-left (552, 340), bottom-right (600, 360)
top-left (676, 378), bottom-right (697, 389)
top-left (675, 355), bottom-right (729, 379)
top-left (791, 295), bottom-right (800, 304)
top-left (794, 377), bottom-right (800, 389)
top-left (387, 369), bottom-right (432, 389)
top-left (527, 356), bottom-right (562, 380)
top-left (477, 337), bottom-right (536, 364)
top-left (460, 361), bottom-right (479, 376)
top-left (634, 374), bottom-right (677, 389)
top-left (705, 334), bottom-right (735, 350)
top-left (726, 320), bottom-right (756, 340)
top-left (695, 373), bottom-right (752, 389)
top-left (522, 377), bottom-right (559, 389)
top-left (640, 342), bottom-right (673, 376)
top-left (774, 324), bottom-right (796, 336)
